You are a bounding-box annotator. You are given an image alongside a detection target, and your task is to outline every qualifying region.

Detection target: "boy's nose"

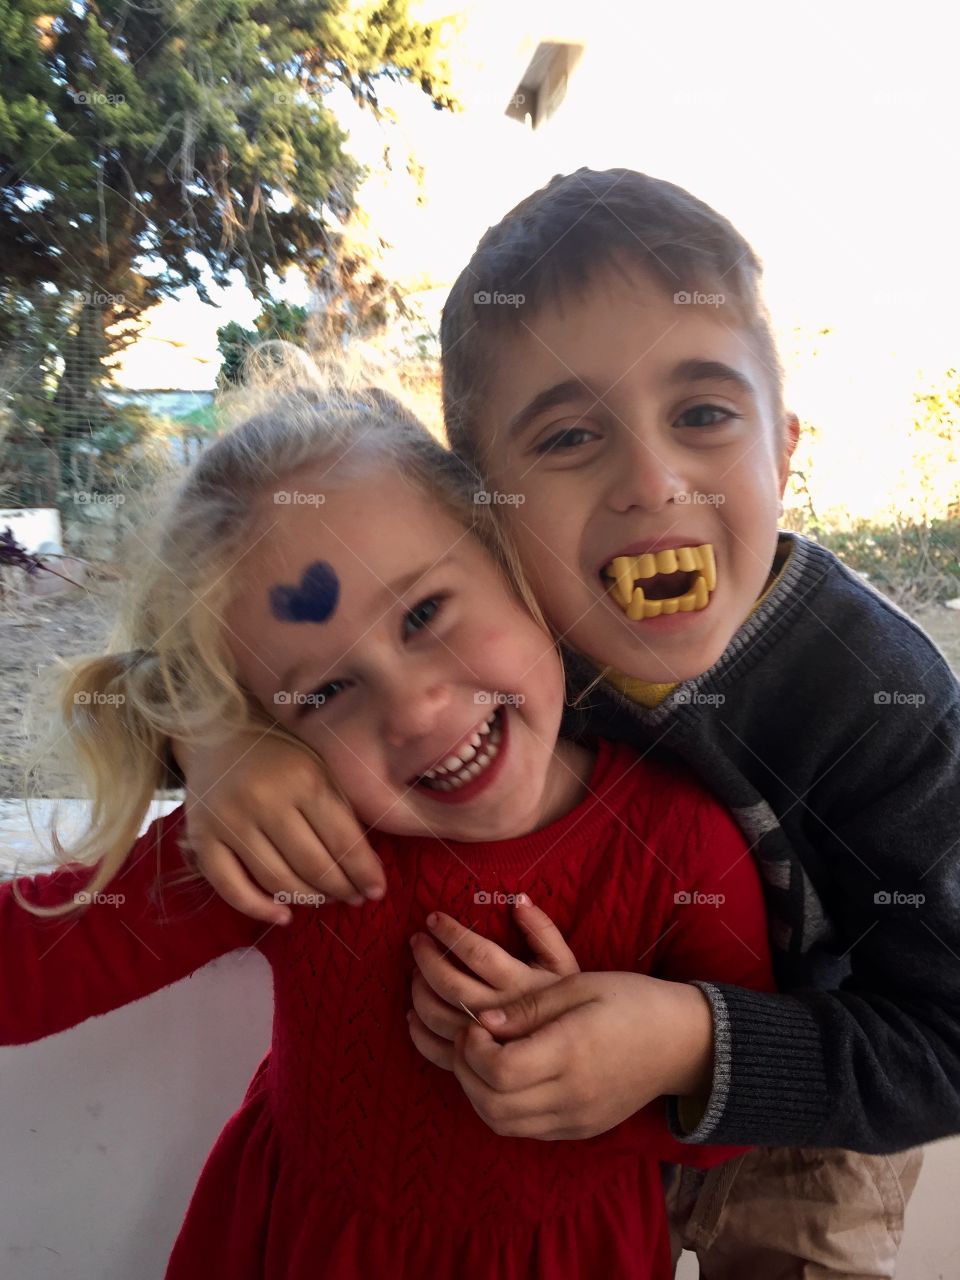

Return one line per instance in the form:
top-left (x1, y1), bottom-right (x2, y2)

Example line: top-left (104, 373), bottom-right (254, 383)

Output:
top-left (381, 680), bottom-right (452, 748)
top-left (606, 433), bottom-right (685, 513)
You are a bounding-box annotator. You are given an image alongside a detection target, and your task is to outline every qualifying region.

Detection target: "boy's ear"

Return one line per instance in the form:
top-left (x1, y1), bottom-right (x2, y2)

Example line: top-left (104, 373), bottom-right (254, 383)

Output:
top-left (777, 412), bottom-right (801, 495)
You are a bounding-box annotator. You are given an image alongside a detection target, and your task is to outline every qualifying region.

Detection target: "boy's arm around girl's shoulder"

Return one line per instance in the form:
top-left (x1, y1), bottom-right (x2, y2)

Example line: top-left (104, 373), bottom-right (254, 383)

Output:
top-left (0, 806), bottom-right (267, 1047)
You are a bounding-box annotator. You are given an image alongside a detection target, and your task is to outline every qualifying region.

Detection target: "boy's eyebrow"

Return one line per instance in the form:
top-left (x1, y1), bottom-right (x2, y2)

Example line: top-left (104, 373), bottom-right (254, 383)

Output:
top-left (668, 358), bottom-right (756, 397)
top-left (507, 361), bottom-right (755, 440)
top-left (507, 378), bottom-right (595, 438)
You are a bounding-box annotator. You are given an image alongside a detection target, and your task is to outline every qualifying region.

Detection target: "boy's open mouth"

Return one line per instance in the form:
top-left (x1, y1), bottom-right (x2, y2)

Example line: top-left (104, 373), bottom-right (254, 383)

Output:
top-left (600, 544), bottom-right (717, 619)
top-left (410, 706), bottom-right (504, 792)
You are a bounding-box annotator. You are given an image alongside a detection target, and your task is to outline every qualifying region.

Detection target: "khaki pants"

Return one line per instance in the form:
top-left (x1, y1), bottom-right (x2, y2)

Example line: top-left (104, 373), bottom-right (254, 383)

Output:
top-left (666, 1146), bottom-right (924, 1279)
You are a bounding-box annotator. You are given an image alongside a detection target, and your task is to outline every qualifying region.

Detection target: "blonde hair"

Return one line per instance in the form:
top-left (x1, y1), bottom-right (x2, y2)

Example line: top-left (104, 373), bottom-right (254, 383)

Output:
top-left (17, 349), bottom-right (546, 918)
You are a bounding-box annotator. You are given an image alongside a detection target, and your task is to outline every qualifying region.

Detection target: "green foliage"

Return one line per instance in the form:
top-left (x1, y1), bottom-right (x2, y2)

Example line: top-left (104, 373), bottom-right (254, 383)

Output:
top-left (0, 0), bottom-right (454, 314)
top-left (216, 299), bottom-right (310, 387)
top-left (812, 519), bottom-right (960, 609)
top-left (0, 0), bottom-right (455, 508)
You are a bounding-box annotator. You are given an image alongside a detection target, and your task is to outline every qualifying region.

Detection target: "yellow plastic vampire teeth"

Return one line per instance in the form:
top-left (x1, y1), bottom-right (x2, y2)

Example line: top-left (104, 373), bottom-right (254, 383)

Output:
top-left (603, 544), bottom-right (716, 620)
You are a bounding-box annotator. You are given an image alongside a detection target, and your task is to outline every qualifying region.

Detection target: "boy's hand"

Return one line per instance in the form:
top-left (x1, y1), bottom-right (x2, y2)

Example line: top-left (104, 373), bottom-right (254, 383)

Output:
top-left (407, 897), bottom-right (580, 1070)
top-left (448, 972), bottom-right (714, 1141)
top-left (174, 730), bottom-right (385, 925)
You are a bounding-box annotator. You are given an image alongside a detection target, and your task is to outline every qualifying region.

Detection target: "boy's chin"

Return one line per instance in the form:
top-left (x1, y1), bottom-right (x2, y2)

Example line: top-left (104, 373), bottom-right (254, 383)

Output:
top-left (584, 626), bottom-right (728, 686)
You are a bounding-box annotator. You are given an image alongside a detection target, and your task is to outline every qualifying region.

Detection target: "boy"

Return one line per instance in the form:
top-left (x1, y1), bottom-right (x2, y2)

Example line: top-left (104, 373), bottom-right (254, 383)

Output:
top-left (175, 169), bottom-right (959, 1276)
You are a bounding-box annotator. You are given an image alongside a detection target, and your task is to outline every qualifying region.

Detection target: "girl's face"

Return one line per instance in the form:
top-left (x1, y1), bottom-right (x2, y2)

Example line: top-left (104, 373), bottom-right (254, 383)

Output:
top-left (226, 462), bottom-right (581, 841)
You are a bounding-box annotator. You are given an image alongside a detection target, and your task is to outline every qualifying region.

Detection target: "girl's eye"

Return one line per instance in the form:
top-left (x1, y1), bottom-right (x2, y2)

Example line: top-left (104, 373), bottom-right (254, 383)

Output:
top-left (404, 596), bottom-right (443, 638)
top-left (675, 404), bottom-right (741, 429)
top-left (534, 426), bottom-right (600, 455)
top-left (304, 678), bottom-right (350, 710)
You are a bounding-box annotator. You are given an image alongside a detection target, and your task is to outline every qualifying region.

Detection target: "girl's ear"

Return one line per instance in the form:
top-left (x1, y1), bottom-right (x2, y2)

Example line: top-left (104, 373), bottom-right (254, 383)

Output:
top-left (777, 412), bottom-right (801, 496)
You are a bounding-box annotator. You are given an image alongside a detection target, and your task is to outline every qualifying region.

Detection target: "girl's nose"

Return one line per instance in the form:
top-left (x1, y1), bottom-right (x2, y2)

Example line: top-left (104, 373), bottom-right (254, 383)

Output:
top-left (381, 680), bottom-right (452, 748)
top-left (606, 429), bottom-right (686, 514)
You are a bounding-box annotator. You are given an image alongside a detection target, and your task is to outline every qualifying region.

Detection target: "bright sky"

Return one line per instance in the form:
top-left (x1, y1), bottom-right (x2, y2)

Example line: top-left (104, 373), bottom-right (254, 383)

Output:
top-left (116, 0), bottom-right (960, 520)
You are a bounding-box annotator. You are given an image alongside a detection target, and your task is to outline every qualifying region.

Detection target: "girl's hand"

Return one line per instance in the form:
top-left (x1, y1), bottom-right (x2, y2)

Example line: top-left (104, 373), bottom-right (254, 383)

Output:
top-left (407, 897), bottom-right (579, 1070)
top-left (445, 971), bottom-right (714, 1140)
top-left (175, 730), bottom-right (385, 925)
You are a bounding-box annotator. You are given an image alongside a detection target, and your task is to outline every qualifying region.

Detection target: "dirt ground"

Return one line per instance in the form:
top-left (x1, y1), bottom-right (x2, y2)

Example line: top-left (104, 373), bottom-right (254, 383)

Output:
top-left (0, 581), bottom-right (121, 798)
top-left (0, 582), bottom-right (958, 799)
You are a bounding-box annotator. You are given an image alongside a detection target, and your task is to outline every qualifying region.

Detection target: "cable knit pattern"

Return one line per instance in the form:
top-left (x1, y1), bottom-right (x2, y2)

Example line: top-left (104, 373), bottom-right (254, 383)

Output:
top-left (1, 740), bottom-right (774, 1279)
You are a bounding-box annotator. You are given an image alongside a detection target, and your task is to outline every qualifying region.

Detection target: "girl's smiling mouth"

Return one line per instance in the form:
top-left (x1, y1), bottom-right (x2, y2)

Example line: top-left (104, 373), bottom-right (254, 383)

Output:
top-left (409, 706), bottom-right (508, 804)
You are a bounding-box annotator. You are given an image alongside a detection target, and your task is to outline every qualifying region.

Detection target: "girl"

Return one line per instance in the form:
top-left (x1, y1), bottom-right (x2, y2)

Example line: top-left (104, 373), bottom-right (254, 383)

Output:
top-left (2, 373), bottom-right (773, 1278)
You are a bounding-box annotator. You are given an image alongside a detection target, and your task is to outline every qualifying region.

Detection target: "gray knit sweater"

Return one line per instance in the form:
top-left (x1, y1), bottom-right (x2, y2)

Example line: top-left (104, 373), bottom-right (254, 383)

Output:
top-left (563, 532), bottom-right (960, 1153)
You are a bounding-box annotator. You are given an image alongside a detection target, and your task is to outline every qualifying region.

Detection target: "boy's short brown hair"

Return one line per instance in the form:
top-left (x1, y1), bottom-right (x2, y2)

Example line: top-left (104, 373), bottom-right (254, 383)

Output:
top-left (441, 167), bottom-right (784, 463)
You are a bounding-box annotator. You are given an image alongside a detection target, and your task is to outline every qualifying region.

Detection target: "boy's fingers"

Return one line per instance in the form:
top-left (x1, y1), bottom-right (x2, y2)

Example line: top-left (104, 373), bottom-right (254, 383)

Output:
top-left (407, 1010), bottom-right (456, 1071)
top-left (513, 899), bottom-right (580, 976)
top-left (478, 976), bottom-right (592, 1041)
top-left (188, 838), bottom-right (293, 926)
top-left (460, 1015), bottom-right (568, 1091)
top-left (452, 1026), bottom-right (559, 1121)
top-left (193, 822), bottom-right (347, 908)
top-left (261, 809), bottom-right (368, 904)
top-left (299, 797), bottom-right (385, 900)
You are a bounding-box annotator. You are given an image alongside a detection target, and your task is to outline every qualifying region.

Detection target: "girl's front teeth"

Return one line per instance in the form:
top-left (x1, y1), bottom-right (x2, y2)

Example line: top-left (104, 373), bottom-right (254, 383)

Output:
top-left (420, 709), bottom-right (503, 790)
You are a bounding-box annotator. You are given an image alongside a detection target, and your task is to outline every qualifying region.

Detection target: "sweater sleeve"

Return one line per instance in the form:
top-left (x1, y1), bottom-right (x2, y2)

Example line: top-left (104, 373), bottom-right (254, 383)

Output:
top-left (642, 773), bottom-right (777, 1154)
top-left (0, 806), bottom-right (270, 1046)
top-left (688, 686), bottom-right (960, 1152)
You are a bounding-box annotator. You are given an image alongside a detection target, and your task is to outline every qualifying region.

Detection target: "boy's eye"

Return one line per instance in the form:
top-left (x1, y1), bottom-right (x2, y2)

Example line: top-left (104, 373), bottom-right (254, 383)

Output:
top-left (533, 425), bottom-right (600, 455)
top-left (675, 404), bottom-right (740, 429)
top-left (404, 595), bottom-right (443, 637)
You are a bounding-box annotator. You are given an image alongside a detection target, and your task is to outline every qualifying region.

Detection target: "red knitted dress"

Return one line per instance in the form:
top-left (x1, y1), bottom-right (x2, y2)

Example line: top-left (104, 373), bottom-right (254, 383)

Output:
top-left (1, 739), bottom-right (774, 1278)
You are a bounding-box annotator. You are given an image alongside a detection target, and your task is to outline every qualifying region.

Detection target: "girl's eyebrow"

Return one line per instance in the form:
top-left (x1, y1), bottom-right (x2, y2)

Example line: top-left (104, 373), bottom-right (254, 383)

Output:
top-left (278, 552), bottom-right (457, 692)
top-left (508, 378), bottom-right (596, 437)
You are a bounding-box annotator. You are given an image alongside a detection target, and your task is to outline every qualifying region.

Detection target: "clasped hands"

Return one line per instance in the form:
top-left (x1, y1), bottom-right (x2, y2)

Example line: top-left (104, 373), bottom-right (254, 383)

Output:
top-left (407, 897), bottom-right (713, 1141)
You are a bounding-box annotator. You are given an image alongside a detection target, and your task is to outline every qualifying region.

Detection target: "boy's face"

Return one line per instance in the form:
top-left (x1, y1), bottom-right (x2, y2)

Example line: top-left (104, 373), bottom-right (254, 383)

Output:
top-left (475, 266), bottom-right (799, 683)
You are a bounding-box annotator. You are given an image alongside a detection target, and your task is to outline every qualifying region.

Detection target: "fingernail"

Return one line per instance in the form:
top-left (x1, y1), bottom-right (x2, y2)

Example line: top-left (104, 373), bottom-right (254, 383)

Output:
top-left (347, 894), bottom-right (364, 907)
top-left (365, 885), bottom-right (384, 900)
top-left (482, 1008), bottom-right (506, 1026)
top-left (426, 911), bottom-right (439, 929)
top-left (406, 1010), bottom-right (413, 1023)
top-left (276, 912), bottom-right (292, 927)
top-left (409, 933), bottom-right (422, 949)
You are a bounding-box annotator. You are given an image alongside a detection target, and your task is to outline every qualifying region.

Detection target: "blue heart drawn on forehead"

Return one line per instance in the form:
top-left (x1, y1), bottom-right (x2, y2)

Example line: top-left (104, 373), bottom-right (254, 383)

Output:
top-left (269, 561), bottom-right (340, 623)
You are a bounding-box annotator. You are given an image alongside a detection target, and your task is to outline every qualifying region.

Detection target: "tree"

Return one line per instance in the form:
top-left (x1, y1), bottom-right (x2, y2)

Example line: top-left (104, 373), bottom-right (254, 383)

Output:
top-left (0, 0), bottom-right (454, 437)
top-left (216, 300), bottom-right (310, 388)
